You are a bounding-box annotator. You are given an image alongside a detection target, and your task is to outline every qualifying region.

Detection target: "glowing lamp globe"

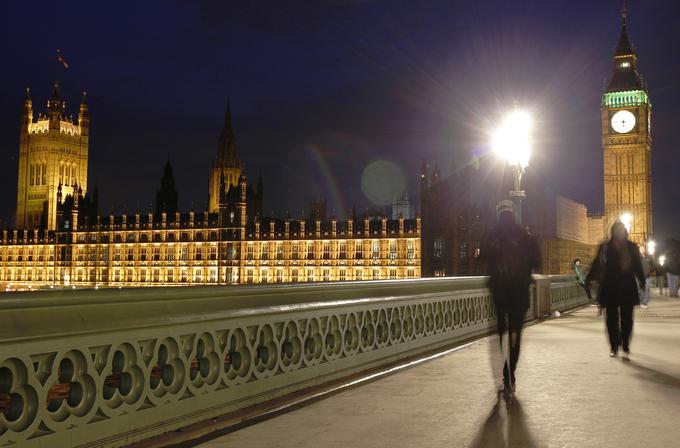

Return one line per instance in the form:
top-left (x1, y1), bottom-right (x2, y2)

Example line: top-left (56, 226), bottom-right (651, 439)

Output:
top-left (492, 110), bottom-right (533, 169)
top-left (619, 212), bottom-right (633, 233)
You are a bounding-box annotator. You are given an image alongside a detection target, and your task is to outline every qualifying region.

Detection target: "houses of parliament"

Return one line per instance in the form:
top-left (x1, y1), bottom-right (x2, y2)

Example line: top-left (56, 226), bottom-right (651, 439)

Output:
top-left (0, 83), bottom-right (421, 289)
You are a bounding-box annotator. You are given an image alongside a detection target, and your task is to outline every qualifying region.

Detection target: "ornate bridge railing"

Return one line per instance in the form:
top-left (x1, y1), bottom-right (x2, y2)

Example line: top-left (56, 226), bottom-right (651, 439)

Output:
top-left (547, 275), bottom-right (591, 312)
top-left (0, 276), bottom-right (584, 447)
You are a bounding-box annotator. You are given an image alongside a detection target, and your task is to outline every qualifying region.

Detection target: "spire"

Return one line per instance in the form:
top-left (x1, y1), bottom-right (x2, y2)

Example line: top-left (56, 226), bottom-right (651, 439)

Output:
top-left (78, 91), bottom-right (89, 134)
top-left (605, 2), bottom-right (644, 93)
top-left (420, 161), bottom-right (428, 180)
top-left (216, 99), bottom-right (239, 169)
top-left (22, 86), bottom-right (33, 130)
top-left (52, 81), bottom-right (60, 100)
top-left (614, 1), bottom-right (634, 57)
top-left (621, 1), bottom-right (627, 26)
top-left (156, 159), bottom-right (178, 215)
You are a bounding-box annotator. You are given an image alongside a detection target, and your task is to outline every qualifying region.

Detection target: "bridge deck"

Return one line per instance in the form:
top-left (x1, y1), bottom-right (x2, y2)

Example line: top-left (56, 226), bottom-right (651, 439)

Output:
top-left (196, 295), bottom-right (680, 448)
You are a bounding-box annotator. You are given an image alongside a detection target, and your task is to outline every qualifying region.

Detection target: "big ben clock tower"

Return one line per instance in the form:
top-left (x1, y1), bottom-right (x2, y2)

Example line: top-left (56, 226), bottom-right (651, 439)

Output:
top-left (602, 4), bottom-right (652, 245)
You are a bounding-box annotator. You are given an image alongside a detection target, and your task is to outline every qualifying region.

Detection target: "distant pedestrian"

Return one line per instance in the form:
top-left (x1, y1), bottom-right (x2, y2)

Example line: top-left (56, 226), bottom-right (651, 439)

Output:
top-left (480, 200), bottom-right (541, 393)
top-left (655, 259), bottom-right (666, 296)
top-left (572, 258), bottom-right (593, 302)
top-left (586, 221), bottom-right (645, 357)
top-left (665, 251), bottom-right (680, 297)
top-left (640, 250), bottom-right (653, 308)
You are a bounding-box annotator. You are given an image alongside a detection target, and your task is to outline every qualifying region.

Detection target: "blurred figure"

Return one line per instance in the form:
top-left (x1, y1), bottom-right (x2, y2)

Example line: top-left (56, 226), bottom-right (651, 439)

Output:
top-left (572, 258), bottom-right (593, 302)
top-left (655, 257), bottom-right (666, 296)
top-left (480, 200), bottom-right (541, 393)
top-left (665, 245), bottom-right (680, 297)
top-left (640, 249), bottom-right (653, 308)
top-left (586, 221), bottom-right (645, 357)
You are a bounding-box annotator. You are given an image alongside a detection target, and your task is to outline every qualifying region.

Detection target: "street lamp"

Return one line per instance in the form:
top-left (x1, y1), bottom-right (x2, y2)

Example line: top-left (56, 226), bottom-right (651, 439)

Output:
top-left (619, 212), bottom-right (633, 233)
top-left (492, 109), bottom-right (533, 226)
top-left (646, 239), bottom-right (656, 256)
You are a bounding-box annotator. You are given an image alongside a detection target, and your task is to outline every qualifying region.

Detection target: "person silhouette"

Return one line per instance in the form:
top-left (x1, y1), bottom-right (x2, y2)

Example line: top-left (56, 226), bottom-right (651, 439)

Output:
top-left (480, 200), bottom-right (541, 392)
top-left (586, 220), bottom-right (645, 357)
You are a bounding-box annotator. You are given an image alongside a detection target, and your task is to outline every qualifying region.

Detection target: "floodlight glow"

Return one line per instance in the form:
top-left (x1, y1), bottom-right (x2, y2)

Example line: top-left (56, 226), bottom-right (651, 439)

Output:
top-left (646, 240), bottom-right (656, 256)
top-left (660, 255), bottom-right (666, 266)
top-left (492, 110), bottom-right (533, 169)
top-left (619, 212), bottom-right (633, 233)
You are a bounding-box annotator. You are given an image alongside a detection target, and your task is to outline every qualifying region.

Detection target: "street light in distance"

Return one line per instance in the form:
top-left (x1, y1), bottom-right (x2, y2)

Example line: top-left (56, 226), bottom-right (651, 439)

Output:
top-left (646, 240), bottom-right (656, 256)
top-left (619, 212), bottom-right (633, 234)
top-left (492, 109), bottom-right (533, 226)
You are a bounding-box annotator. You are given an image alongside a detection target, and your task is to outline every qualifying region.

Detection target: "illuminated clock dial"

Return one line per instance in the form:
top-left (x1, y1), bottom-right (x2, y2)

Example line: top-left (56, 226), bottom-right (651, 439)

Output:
top-left (611, 110), bottom-right (636, 133)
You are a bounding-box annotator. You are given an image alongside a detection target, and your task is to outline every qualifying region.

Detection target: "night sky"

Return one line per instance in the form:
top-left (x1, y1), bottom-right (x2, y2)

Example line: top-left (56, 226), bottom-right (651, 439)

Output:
top-left (1, 1), bottom-right (679, 240)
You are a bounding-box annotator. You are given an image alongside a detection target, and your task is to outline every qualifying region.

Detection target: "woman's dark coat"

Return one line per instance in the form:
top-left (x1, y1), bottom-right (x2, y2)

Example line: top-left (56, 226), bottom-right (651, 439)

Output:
top-left (586, 240), bottom-right (645, 307)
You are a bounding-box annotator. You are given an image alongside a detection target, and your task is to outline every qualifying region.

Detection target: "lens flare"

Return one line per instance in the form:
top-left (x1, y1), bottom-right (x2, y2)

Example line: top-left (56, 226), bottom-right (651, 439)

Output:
top-left (361, 160), bottom-right (406, 206)
top-left (492, 109), bottom-right (533, 169)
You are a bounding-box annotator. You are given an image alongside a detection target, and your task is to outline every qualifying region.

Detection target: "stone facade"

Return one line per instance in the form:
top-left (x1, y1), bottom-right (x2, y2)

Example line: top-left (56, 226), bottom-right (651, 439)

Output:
top-left (0, 215), bottom-right (420, 289)
top-left (556, 197), bottom-right (589, 245)
top-left (16, 85), bottom-right (89, 230)
top-left (4, 97), bottom-right (420, 289)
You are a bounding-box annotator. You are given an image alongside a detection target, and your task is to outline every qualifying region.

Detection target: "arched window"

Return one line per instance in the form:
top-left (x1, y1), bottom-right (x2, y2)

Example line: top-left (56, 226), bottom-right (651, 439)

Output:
top-left (42, 162), bottom-right (47, 185)
top-left (29, 165), bottom-right (35, 186)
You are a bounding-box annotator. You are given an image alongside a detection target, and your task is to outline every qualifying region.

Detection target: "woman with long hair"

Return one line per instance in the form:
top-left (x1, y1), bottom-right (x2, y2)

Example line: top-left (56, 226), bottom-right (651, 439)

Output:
top-left (586, 220), bottom-right (645, 357)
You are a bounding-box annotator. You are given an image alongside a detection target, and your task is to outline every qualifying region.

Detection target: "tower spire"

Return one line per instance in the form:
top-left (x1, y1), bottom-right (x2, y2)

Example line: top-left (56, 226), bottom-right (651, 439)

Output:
top-left (621, 0), bottom-right (627, 26)
top-left (605, 2), bottom-right (643, 93)
top-left (216, 99), bottom-right (239, 168)
top-left (614, 2), bottom-right (633, 57)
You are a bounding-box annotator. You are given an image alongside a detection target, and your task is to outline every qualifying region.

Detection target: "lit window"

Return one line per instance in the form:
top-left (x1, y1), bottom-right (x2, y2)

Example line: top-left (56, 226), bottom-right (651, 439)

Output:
top-left (434, 239), bottom-right (444, 258)
top-left (620, 61), bottom-right (630, 68)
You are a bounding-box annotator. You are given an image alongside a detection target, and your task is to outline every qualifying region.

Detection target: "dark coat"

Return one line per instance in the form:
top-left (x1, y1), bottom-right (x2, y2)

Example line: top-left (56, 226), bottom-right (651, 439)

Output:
top-left (586, 240), bottom-right (645, 307)
top-left (480, 222), bottom-right (542, 313)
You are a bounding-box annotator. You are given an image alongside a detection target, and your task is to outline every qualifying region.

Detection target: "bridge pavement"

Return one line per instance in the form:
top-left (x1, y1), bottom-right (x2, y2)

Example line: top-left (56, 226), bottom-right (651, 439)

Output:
top-left (195, 295), bottom-right (680, 448)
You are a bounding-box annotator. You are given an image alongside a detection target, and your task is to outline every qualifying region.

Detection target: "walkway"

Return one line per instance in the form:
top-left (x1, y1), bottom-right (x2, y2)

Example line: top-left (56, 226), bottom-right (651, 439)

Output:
top-left (196, 295), bottom-right (680, 448)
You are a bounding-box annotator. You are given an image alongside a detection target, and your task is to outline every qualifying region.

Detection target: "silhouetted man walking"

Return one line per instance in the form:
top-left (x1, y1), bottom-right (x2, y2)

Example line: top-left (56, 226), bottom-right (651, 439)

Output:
top-left (480, 200), bottom-right (542, 393)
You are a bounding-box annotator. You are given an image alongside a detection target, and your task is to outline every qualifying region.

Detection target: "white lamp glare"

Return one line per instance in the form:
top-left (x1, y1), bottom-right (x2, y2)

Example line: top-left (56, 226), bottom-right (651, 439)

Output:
top-left (619, 212), bottom-right (633, 233)
top-left (646, 240), bottom-right (656, 256)
top-left (492, 109), bottom-right (533, 169)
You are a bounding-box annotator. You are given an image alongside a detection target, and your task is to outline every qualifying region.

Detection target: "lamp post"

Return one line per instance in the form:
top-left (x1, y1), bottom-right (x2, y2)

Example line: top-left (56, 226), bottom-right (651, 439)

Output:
top-left (492, 110), bottom-right (533, 226)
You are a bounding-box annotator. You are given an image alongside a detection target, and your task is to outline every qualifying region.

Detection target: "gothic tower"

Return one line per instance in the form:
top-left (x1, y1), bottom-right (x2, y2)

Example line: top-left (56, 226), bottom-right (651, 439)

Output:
top-left (155, 159), bottom-right (179, 215)
top-left (16, 81), bottom-right (89, 230)
top-left (208, 101), bottom-right (241, 213)
top-left (602, 4), bottom-right (652, 245)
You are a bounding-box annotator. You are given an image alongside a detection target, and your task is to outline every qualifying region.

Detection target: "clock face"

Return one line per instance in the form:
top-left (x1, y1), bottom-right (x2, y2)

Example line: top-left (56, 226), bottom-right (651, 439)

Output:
top-left (611, 110), bottom-right (636, 133)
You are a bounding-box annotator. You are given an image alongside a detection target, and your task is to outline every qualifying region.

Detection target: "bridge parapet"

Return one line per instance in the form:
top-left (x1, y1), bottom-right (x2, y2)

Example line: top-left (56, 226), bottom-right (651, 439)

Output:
top-left (0, 276), bottom-right (586, 447)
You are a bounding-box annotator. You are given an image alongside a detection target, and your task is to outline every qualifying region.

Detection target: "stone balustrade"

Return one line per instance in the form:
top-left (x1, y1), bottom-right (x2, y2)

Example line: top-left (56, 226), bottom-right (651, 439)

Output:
top-left (0, 275), bottom-right (587, 447)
